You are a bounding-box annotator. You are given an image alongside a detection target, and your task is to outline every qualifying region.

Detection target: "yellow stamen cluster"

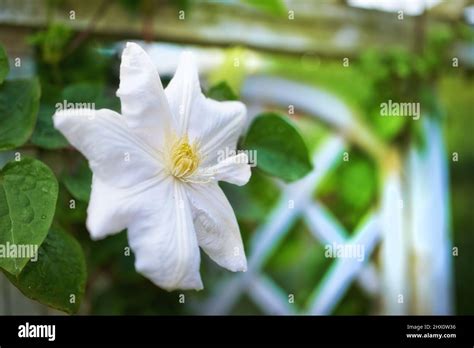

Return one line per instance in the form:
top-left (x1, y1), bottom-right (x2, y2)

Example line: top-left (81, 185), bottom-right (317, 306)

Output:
top-left (169, 136), bottom-right (200, 180)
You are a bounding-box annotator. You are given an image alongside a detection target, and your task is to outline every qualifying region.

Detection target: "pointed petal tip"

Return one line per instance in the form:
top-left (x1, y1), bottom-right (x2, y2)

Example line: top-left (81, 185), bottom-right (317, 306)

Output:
top-left (192, 280), bottom-right (204, 292)
top-left (227, 265), bottom-right (247, 273)
top-left (238, 165), bottom-right (252, 186)
top-left (179, 50), bottom-right (196, 63)
top-left (221, 255), bottom-right (248, 273)
top-left (85, 216), bottom-right (111, 242)
top-left (52, 108), bottom-right (98, 133)
top-left (125, 41), bottom-right (137, 49)
top-left (236, 259), bottom-right (248, 273)
top-left (120, 42), bottom-right (151, 69)
top-left (52, 109), bottom-right (71, 128)
top-left (88, 232), bottom-right (105, 242)
top-left (175, 50), bottom-right (199, 77)
top-left (242, 259), bottom-right (248, 272)
top-left (86, 213), bottom-right (109, 241)
top-left (228, 99), bottom-right (247, 112)
top-left (123, 41), bottom-right (143, 55)
top-left (51, 111), bottom-right (62, 129)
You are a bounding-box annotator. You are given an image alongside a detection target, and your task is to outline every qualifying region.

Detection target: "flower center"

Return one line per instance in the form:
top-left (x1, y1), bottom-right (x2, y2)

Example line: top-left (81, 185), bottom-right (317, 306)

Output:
top-left (169, 136), bottom-right (200, 180)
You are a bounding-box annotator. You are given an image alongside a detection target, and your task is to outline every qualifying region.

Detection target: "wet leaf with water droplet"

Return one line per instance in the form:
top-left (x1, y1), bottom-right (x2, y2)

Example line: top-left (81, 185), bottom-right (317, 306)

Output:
top-left (0, 157), bottom-right (58, 275)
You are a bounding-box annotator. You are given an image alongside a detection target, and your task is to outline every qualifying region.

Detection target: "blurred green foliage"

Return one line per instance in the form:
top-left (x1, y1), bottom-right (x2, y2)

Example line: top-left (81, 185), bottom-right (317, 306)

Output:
top-left (31, 104), bottom-right (69, 149)
top-left (221, 170), bottom-right (280, 225)
top-left (439, 74), bottom-right (474, 315)
top-left (0, 45), bottom-right (8, 83)
top-left (241, 0), bottom-right (287, 16)
top-left (28, 24), bottom-right (73, 65)
top-left (317, 150), bottom-right (377, 232)
top-left (62, 157), bottom-right (92, 202)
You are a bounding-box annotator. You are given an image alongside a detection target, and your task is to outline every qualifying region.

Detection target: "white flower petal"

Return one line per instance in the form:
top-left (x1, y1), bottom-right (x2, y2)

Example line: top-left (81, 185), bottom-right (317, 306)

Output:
top-left (87, 176), bottom-right (128, 240)
top-left (53, 108), bottom-right (161, 189)
top-left (87, 174), bottom-right (166, 240)
top-left (165, 52), bottom-right (247, 165)
top-left (117, 42), bottom-right (174, 149)
top-left (127, 179), bottom-right (203, 291)
top-left (190, 99), bottom-right (246, 167)
top-left (164, 51), bottom-right (202, 135)
top-left (187, 183), bottom-right (247, 272)
top-left (196, 153), bottom-right (251, 186)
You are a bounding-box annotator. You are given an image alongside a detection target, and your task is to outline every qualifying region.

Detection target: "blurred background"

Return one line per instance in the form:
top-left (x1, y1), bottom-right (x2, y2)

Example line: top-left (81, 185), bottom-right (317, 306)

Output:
top-left (0, 0), bottom-right (473, 315)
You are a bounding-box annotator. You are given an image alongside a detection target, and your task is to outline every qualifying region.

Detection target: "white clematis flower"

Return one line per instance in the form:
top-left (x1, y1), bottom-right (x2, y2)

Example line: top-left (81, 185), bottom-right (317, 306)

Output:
top-left (53, 42), bottom-right (251, 291)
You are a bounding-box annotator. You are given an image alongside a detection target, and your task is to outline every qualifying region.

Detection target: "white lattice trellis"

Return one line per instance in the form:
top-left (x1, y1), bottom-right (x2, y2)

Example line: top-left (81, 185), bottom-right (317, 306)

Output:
top-left (200, 137), bottom-right (380, 315)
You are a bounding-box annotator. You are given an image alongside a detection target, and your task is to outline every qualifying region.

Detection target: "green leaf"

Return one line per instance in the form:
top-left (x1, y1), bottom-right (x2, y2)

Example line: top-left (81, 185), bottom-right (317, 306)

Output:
top-left (243, 113), bottom-right (313, 182)
top-left (4, 226), bottom-right (87, 314)
top-left (0, 44), bottom-right (9, 84)
top-left (62, 159), bottom-right (92, 202)
top-left (207, 81), bottom-right (238, 101)
top-left (0, 78), bottom-right (41, 150)
top-left (0, 157), bottom-right (58, 275)
top-left (31, 104), bottom-right (69, 149)
top-left (241, 0), bottom-right (287, 16)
